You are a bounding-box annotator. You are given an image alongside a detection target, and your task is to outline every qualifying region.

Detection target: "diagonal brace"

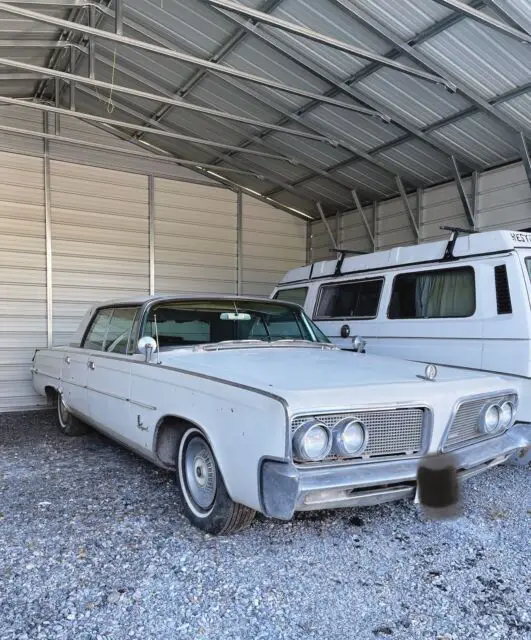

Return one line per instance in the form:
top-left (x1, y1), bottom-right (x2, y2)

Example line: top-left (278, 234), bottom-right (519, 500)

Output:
top-left (395, 176), bottom-right (420, 239)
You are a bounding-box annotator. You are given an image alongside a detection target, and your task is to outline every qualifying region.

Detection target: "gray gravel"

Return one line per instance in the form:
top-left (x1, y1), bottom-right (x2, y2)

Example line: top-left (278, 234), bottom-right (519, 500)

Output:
top-left (1, 410), bottom-right (530, 640)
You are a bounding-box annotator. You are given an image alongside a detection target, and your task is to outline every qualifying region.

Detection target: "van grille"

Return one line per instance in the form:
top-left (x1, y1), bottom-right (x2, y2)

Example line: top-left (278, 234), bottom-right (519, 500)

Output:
top-left (443, 394), bottom-right (510, 450)
top-left (291, 407), bottom-right (426, 460)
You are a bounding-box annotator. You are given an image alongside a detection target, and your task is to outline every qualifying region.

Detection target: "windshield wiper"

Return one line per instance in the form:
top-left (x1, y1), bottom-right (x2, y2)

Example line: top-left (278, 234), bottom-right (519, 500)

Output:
top-left (194, 340), bottom-right (266, 352)
top-left (269, 339), bottom-right (338, 349)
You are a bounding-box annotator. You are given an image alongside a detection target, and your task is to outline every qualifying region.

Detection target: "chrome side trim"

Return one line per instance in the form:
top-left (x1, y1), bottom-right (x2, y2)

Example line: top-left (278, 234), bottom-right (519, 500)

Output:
top-left (32, 369), bottom-right (59, 381)
top-left (85, 385), bottom-right (157, 410)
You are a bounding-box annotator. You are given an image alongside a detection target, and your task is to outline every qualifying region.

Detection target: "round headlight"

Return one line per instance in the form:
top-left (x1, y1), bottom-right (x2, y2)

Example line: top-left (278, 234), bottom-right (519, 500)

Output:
top-left (293, 421), bottom-right (331, 462)
top-left (480, 403), bottom-right (501, 434)
top-left (333, 418), bottom-right (367, 457)
top-left (499, 401), bottom-right (515, 430)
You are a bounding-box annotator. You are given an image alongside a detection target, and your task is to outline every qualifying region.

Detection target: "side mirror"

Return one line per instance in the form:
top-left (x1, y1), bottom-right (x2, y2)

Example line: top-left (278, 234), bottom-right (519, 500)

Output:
top-left (138, 336), bottom-right (157, 362)
top-left (352, 335), bottom-right (366, 353)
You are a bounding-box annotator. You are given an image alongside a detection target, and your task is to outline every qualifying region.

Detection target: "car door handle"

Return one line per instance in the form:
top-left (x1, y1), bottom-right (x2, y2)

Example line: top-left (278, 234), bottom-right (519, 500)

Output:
top-left (64, 356), bottom-right (71, 365)
top-left (87, 360), bottom-right (95, 370)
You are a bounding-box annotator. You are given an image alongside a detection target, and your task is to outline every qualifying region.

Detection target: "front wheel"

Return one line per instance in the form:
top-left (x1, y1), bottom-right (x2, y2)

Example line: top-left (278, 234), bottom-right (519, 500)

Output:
top-left (56, 392), bottom-right (90, 436)
top-left (177, 427), bottom-right (255, 534)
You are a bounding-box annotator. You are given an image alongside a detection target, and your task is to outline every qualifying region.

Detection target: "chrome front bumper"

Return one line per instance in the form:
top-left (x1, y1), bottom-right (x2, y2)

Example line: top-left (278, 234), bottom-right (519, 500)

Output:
top-left (259, 423), bottom-right (531, 520)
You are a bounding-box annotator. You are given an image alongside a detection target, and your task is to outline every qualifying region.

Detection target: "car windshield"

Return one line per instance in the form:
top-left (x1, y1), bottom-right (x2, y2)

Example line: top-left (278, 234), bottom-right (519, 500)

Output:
top-left (142, 299), bottom-right (331, 350)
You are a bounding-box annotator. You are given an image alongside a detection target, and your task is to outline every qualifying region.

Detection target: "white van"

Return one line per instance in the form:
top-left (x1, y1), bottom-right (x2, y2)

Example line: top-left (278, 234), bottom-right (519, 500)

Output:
top-left (272, 229), bottom-right (531, 430)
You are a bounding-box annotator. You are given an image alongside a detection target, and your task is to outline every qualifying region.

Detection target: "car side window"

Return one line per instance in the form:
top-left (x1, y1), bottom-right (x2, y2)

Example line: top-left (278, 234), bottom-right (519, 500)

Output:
top-left (105, 307), bottom-right (139, 354)
top-left (82, 307), bottom-right (139, 353)
top-left (315, 279), bottom-right (383, 319)
top-left (83, 308), bottom-right (113, 350)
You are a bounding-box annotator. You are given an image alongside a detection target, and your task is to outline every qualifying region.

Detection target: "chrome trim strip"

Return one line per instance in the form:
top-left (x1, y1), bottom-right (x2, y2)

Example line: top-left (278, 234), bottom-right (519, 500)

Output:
top-left (32, 369), bottom-right (59, 380)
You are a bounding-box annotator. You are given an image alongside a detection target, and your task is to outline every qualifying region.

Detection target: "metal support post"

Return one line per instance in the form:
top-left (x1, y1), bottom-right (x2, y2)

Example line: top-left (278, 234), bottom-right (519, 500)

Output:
top-left (43, 112), bottom-right (53, 348)
top-left (395, 176), bottom-right (420, 239)
top-left (352, 189), bottom-right (375, 250)
top-left (416, 188), bottom-right (423, 244)
top-left (69, 46), bottom-right (75, 110)
top-left (115, 0), bottom-right (123, 35)
top-left (519, 133), bottom-right (531, 191)
top-left (54, 77), bottom-right (60, 135)
top-left (316, 202), bottom-right (338, 253)
top-left (148, 175), bottom-right (155, 295)
top-left (236, 190), bottom-right (243, 294)
top-left (451, 156), bottom-right (475, 229)
top-left (88, 4), bottom-right (96, 79)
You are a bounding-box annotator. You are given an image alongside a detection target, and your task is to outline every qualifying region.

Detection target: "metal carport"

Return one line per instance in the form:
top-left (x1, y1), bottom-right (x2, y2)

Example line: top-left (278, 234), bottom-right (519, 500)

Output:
top-left (0, 0), bottom-right (530, 409)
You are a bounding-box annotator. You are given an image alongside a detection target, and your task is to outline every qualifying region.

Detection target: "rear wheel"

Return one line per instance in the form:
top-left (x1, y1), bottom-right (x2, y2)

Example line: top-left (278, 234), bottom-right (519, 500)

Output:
top-left (177, 427), bottom-right (255, 534)
top-left (56, 392), bottom-right (90, 436)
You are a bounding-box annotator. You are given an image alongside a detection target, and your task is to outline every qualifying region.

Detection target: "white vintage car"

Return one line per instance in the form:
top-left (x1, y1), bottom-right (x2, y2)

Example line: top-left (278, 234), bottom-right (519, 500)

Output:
top-left (32, 295), bottom-right (531, 534)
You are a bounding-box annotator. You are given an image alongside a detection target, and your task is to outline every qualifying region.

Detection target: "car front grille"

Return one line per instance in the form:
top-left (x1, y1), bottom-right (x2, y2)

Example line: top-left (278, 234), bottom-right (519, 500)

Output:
top-left (291, 407), bottom-right (426, 461)
top-left (443, 394), bottom-right (511, 451)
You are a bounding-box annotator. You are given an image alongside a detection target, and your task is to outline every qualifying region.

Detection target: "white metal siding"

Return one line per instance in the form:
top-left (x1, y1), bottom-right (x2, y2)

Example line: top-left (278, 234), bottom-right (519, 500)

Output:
top-left (51, 161), bottom-right (150, 345)
top-left (241, 195), bottom-right (307, 296)
top-left (311, 161), bottom-right (531, 257)
top-left (154, 179), bottom-right (238, 295)
top-left (0, 151), bottom-right (47, 410)
top-left (476, 164), bottom-right (531, 231)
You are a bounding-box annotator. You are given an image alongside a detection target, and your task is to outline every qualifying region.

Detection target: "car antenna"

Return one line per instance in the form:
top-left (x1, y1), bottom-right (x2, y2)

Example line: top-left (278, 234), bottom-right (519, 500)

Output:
top-left (153, 313), bottom-right (161, 363)
top-left (316, 202), bottom-right (367, 276)
top-left (440, 225), bottom-right (478, 261)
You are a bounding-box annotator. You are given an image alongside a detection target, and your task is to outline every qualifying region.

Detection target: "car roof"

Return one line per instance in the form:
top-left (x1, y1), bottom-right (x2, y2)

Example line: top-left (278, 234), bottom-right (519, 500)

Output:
top-left (93, 293), bottom-right (286, 308)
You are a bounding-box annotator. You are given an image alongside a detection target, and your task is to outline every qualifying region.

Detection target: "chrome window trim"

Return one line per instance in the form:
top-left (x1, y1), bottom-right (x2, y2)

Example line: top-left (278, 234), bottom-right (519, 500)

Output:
top-left (289, 402), bottom-right (433, 468)
top-left (440, 388), bottom-right (518, 453)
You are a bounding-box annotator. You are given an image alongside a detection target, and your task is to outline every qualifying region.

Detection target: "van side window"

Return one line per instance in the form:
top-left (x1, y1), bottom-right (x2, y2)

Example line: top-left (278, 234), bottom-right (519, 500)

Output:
top-left (388, 267), bottom-right (475, 319)
top-left (274, 287), bottom-right (308, 307)
top-left (315, 279), bottom-right (383, 319)
top-left (494, 264), bottom-right (512, 314)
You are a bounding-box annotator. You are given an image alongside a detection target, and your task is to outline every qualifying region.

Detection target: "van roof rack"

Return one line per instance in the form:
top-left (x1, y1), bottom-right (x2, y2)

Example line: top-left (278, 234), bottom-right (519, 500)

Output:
top-left (331, 248), bottom-right (368, 275)
top-left (441, 226), bottom-right (478, 261)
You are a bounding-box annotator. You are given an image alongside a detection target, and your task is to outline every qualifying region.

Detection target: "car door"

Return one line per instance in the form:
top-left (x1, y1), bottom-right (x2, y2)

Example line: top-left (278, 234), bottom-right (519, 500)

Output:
top-left (84, 307), bottom-right (139, 444)
top-left (60, 347), bottom-right (89, 419)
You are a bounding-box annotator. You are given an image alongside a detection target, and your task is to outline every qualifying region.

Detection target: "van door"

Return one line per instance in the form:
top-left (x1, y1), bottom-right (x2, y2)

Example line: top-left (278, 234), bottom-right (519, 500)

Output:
top-left (376, 264), bottom-right (483, 369)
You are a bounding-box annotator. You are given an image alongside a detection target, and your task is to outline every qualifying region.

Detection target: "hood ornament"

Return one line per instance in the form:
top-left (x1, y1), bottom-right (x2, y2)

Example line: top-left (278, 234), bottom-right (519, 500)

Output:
top-left (418, 364), bottom-right (438, 382)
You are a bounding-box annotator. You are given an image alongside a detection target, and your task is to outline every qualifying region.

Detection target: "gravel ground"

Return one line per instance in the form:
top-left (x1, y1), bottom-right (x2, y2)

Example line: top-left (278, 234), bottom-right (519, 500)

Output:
top-left (0, 410), bottom-right (530, 640)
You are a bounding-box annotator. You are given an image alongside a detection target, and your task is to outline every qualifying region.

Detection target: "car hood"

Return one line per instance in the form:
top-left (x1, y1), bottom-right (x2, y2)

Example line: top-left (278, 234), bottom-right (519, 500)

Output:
top-left (158, 346), bottom-right (511, 409)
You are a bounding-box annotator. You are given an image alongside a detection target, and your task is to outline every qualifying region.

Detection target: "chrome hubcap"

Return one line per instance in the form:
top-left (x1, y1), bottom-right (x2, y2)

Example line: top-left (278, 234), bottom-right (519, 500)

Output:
top-left (184, 436), bottom-right (216, 510)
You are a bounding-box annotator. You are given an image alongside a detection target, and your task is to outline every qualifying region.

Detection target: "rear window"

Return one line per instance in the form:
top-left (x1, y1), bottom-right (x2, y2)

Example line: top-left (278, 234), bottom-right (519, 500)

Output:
top-left (315, 279), bottom-right (383, 319)
top-left (274, 287), bottom-right (308, 307)
top-left (388, 266), bottom-right (475, 319)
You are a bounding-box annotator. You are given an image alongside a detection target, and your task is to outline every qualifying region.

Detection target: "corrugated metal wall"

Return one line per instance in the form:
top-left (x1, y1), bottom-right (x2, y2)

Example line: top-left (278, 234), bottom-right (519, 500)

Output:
top-left (51, 162), bottom-right (150, 346)
top-left (154, 179), bottom-right (237, 295)
top-left (310, 162), bottom-right (530, 260)
top-left (0, 151), bottom-right (47, 410)
top-left (0, 111), bottom-right (308, 411)
top-left (241, 196), bottom-right (307, 296)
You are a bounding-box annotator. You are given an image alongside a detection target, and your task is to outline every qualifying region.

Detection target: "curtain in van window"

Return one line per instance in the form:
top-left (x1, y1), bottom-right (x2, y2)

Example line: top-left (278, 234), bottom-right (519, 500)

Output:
top-left (415, 270), bottom-right (474, 318)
